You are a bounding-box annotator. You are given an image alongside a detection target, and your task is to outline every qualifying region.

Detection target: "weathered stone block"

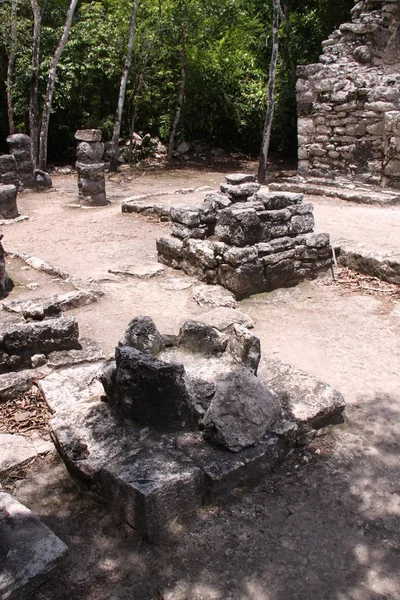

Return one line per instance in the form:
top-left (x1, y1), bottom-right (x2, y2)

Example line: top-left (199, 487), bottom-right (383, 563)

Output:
top-left (217, 261), bottom-right (264, 298)
top-left (76, 141), bottom-right (104, 163)
top-left (118, 316), bottom-right (165, 355)
top-left (0, 184), bottom-right (18, 219)
top-left (170, 206), bottom-right (201, 227)
top-left (75, 129), bottom-right (102, 142)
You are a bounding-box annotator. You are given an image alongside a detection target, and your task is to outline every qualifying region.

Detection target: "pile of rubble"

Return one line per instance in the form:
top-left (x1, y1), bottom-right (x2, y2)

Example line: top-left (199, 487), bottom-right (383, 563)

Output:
top-left (157, 173), bottom-right (332, 298)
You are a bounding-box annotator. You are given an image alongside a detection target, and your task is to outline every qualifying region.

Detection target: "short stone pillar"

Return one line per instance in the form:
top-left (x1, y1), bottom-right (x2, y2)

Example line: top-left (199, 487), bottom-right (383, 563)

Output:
top-left (6, 134), bottom-right (35, 188)
top-left (0, 234), bottom-right (12, 295)
top-left (75, 129), bottom-right (107, 206)
top-left (0, 185), bottom-right (18, 219)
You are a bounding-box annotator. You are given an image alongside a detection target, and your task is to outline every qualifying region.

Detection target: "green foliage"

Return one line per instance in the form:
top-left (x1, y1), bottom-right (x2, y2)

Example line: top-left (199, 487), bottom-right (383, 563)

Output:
top-left (0, 0), bottom-right (355, 159)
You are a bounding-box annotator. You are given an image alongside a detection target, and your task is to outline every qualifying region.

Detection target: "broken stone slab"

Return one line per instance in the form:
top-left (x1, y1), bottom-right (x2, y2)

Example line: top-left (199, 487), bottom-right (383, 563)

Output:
top-left (121, 199), bottom-right (171, 219)
top-left (198, 307), bottom-right (255, 331)
top-left (177, 321), bottom-right (229, 355)
top-left (225, 173), bottom-right (256, 185)
top-left (0, 492), bottom-right (68, 599)
top-left (0, 184), bottom-right (18, 219)
top-left (0, 215), bottom-right (28, 227)
top-left (202, 367), bottom-right (281, 452)
top-left (46, 337), bottom-right (106, 369)
top-left (336, 241), bottom-right (400, 284)
top-left (108, 264), bottom-right (164, 279)
top-left (74, 129), bottom-right (102, 142)
top-left (258, 355), bottom-right (346, 442)
top-left (2, 289), bottom-right (103, 320)
top-left (9, 252), bottom-right (69, 280)
top-left (0, 367), bottom-right (51, 402)
top-left (0, 433), bottom-right (53, 474)
top-left (192, 284), bottom-right (236, 308)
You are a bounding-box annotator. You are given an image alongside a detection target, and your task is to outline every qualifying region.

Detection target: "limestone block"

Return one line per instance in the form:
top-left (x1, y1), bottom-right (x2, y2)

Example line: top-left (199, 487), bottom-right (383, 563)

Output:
top-left (78, 177), bottom-right (105, 196)
top-left (384, 159), bottom-right (400, 176)
top-left (297, 118), bottom-right (315, 136)
top-left (202, 368), bottom-right (280, 452)
top-left (0, 184), bottom-right (18, 219)
top-left (118, 315), bottom-right (165, 356)
top-left (76, 141), bottom-right (104, 163)
top-left (170, 206), bottom-right (201, 227)
top-left (75, 129), bottom-right (102, 142)
top-left (367, 121), bottom-right (385, 135)
top-left (76, 162), bottom-right (105, 180)
top-left (171, 222), bottom-right (207, 240)
top-left (225, 173), bottom-right (256, 185)
top-left (217, 262), bottom-right (265, 298)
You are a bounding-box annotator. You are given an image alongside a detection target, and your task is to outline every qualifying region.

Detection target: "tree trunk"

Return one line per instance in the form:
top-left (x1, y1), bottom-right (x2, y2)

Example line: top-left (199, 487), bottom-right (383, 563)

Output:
top-left (167, 10), bottom-right (187, 163)
top-left (6, 0), bottom-right (17, 135)
top-left (128, 72), bottom-right (143, 164)
top-left (37, 0), bottom-right (79, 171)
top-left (109, 0), bottom-right (139, 172)
top-left (258, 0), bottom-right (280, 184)
top-left (29, 0), bottom-right (41, 166)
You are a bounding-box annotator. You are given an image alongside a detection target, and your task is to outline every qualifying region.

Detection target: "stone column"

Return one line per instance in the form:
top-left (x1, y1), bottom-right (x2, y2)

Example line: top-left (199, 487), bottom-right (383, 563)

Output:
top-left (6, 134), bottom-right (35, 188)
top-left (75, 129), bottom-right (107, 206)
top-left (0, 154), bottom-right (19, 219)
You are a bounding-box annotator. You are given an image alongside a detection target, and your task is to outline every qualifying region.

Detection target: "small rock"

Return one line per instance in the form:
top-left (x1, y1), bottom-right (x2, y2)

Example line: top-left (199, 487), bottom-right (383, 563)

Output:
top-left (192, 284), bottom-right (236, 308)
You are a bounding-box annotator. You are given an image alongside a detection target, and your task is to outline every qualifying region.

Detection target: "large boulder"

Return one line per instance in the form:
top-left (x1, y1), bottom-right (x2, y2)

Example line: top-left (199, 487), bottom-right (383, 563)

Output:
top-left (118, 315), bottom-right (164, 355)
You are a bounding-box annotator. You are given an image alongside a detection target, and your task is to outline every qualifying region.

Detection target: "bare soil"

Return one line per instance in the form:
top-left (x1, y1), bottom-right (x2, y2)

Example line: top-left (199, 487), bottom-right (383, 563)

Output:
top-left (1, 164), bottom-right (400, 600)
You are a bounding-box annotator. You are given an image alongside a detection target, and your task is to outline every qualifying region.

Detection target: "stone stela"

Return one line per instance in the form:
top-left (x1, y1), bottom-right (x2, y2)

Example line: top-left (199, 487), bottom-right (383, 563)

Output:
top-left (297, 0), bottom-right (400, 188)
top-left (157, 173), bottom-right (332, 299)
top-left (75, 129), bottom-right (107, 206)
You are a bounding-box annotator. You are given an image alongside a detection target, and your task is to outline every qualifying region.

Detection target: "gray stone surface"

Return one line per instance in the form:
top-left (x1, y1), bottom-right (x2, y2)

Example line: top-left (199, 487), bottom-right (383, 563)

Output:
top-left (0, 317), bottom-right (80, 373)
top-left (0, 492), bottom-right (67, 599)
top-left (0, 184), bottom-right (18, 219)
top-left (2, 289), bottom-right (103, 319)
top-left (75, 129), bottom-right (102, 142)
top-left (0, 433), bottom-right (53, 474)
top-left (6, 134), bottom-right (35, 189)
top-left (192, 284), bottom-right (236, 308)
top-left (0, 367), bottom-right (51, 402)
top-left (220, 182), bottom-right (261, 201)
top-left (202, 368), bottom-right (281, 452)
top-left (198, 307), bottom-right (255, 331)
top-left (225, 173), bottom-right (256, 185)
top-left (118, 315), bottom-right (165, 355)
top-left (259, 355), bottom-right (346, 441)
top-left (178, 321), bottom-right (229, 355)
top-left (0, 234), bottom-right (12, 296)
top-left (336, 240), bottom-right (400, 284)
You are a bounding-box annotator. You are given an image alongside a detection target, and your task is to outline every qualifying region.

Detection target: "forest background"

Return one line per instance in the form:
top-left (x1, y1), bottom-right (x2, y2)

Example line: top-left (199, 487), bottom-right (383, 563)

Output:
top-left (0, 0), bottom-right (354, 164)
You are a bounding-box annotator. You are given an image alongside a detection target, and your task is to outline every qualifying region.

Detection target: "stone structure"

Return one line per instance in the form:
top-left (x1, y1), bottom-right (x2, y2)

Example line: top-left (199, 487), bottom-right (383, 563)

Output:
top-left (39, 315), bottom-right (345, 540)
top-left (157, 174), bottom-right (332, 299)
top-left (297, 0), bottom-right (400, 187)
top-left (0, 234), bottom-right (12, 295)
top-left (75, 129), bottom-right (107, 206)
top-left (0, 185), bottom-right (18, 219)
top-left (6, 133), bottom-right (36, 188)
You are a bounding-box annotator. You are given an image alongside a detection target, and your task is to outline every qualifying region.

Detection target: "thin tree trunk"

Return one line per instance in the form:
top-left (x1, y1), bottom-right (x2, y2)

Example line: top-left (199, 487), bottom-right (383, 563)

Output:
top-left (6, 0), bottom-right (17, 135)
top-left (37, 0), bottom-right (79, 171)
top-left (128, 72), bottom-right (144, 164)
top-left (167, 10), bottom-right (186, 163)
top-left (29, 0), bottom-right (41, 166)
top-left (258, 0), bottom-right (280, 184)
top-left (109, 0), bottom-right (139, 172)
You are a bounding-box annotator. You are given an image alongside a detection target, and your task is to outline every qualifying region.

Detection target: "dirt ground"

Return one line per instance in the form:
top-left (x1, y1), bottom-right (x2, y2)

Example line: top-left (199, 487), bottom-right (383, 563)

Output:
top-left (1, 164), bottom-right (400, 600)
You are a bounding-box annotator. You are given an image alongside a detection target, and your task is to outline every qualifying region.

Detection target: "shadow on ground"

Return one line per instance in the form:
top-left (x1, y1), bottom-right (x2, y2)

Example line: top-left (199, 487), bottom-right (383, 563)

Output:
top-left (9, 390), bottom-right (400, 600)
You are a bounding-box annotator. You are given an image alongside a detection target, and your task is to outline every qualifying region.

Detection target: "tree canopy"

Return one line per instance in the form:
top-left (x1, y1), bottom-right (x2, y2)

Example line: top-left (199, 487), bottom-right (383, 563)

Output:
top-left (0, 0), bottom-right (354, 161)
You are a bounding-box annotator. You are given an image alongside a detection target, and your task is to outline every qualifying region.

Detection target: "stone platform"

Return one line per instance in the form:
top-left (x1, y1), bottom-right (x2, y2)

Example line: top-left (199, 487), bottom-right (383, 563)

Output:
top-left (39, 316), bottom-right (345, 541)
top-left (157, 174), bottom-right (332, 299)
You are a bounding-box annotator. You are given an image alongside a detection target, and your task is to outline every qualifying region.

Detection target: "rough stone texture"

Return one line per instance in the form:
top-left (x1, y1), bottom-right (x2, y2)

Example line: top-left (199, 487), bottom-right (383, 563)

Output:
top-left (336, 240), bottom-right (400, 284)
top-left (0, 184), bottom-right (18, 219)
top-left (75, 129), bottom-right (102, 142)
top-left (259, 356), bottom-right (346, 443)
top-left (0, 317), bottom-right (80, 373)
top-left (0, 492), bottom-right (67, 599)
top-left (0, 154), bottom-right (18, 187)
top-left (192, 284), bottom-right (236, 308)
top-left (6, 134), bottom-right (36, 188)
top-left (202, 367), bottom-right (281, 452)
top-left (225, 173), bottom-right (256, 185)
top-left (198, 307), bottom-right (255, 331)
top-left (109, 346), bottom-right (197, 430)
top-left (108, 263), bottom-right (165, 279)
top-left (118, 315), bottom-right (165, 355)
top-left (158, 179), bottom-right (332, 298)
top-left (0, 433), bottom-right (53, 474)
top-left (0, 234), bottom-right (12, 296)
top-left (297, 1), bottom-right (400, 188)
top-left (0, 368), bottom-right (51, 402)
top-left (75, 130), bottom-right (107, 206)
top-left (2, 288), bottom-right (103, 320)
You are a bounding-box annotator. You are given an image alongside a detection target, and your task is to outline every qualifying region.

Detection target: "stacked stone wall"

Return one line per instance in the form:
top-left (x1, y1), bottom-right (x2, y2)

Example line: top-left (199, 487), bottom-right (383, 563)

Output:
top-left (157, 176), bottom-right (332, 299)
top-left (297, 0), bottom-right (400, 187)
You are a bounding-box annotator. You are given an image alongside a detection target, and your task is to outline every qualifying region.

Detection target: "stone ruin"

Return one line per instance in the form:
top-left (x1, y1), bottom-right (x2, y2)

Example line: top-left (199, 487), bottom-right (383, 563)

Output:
top-left (156, 174), bottom-right (332, 298)
top-left (75, 129), bottom-right (107, 206)
top-left (0, 234), bottom-right (12, 296)
top-left (37, 315), bottom-right (345, 541)
top-left (297, 0), bottom-right (400, 187)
